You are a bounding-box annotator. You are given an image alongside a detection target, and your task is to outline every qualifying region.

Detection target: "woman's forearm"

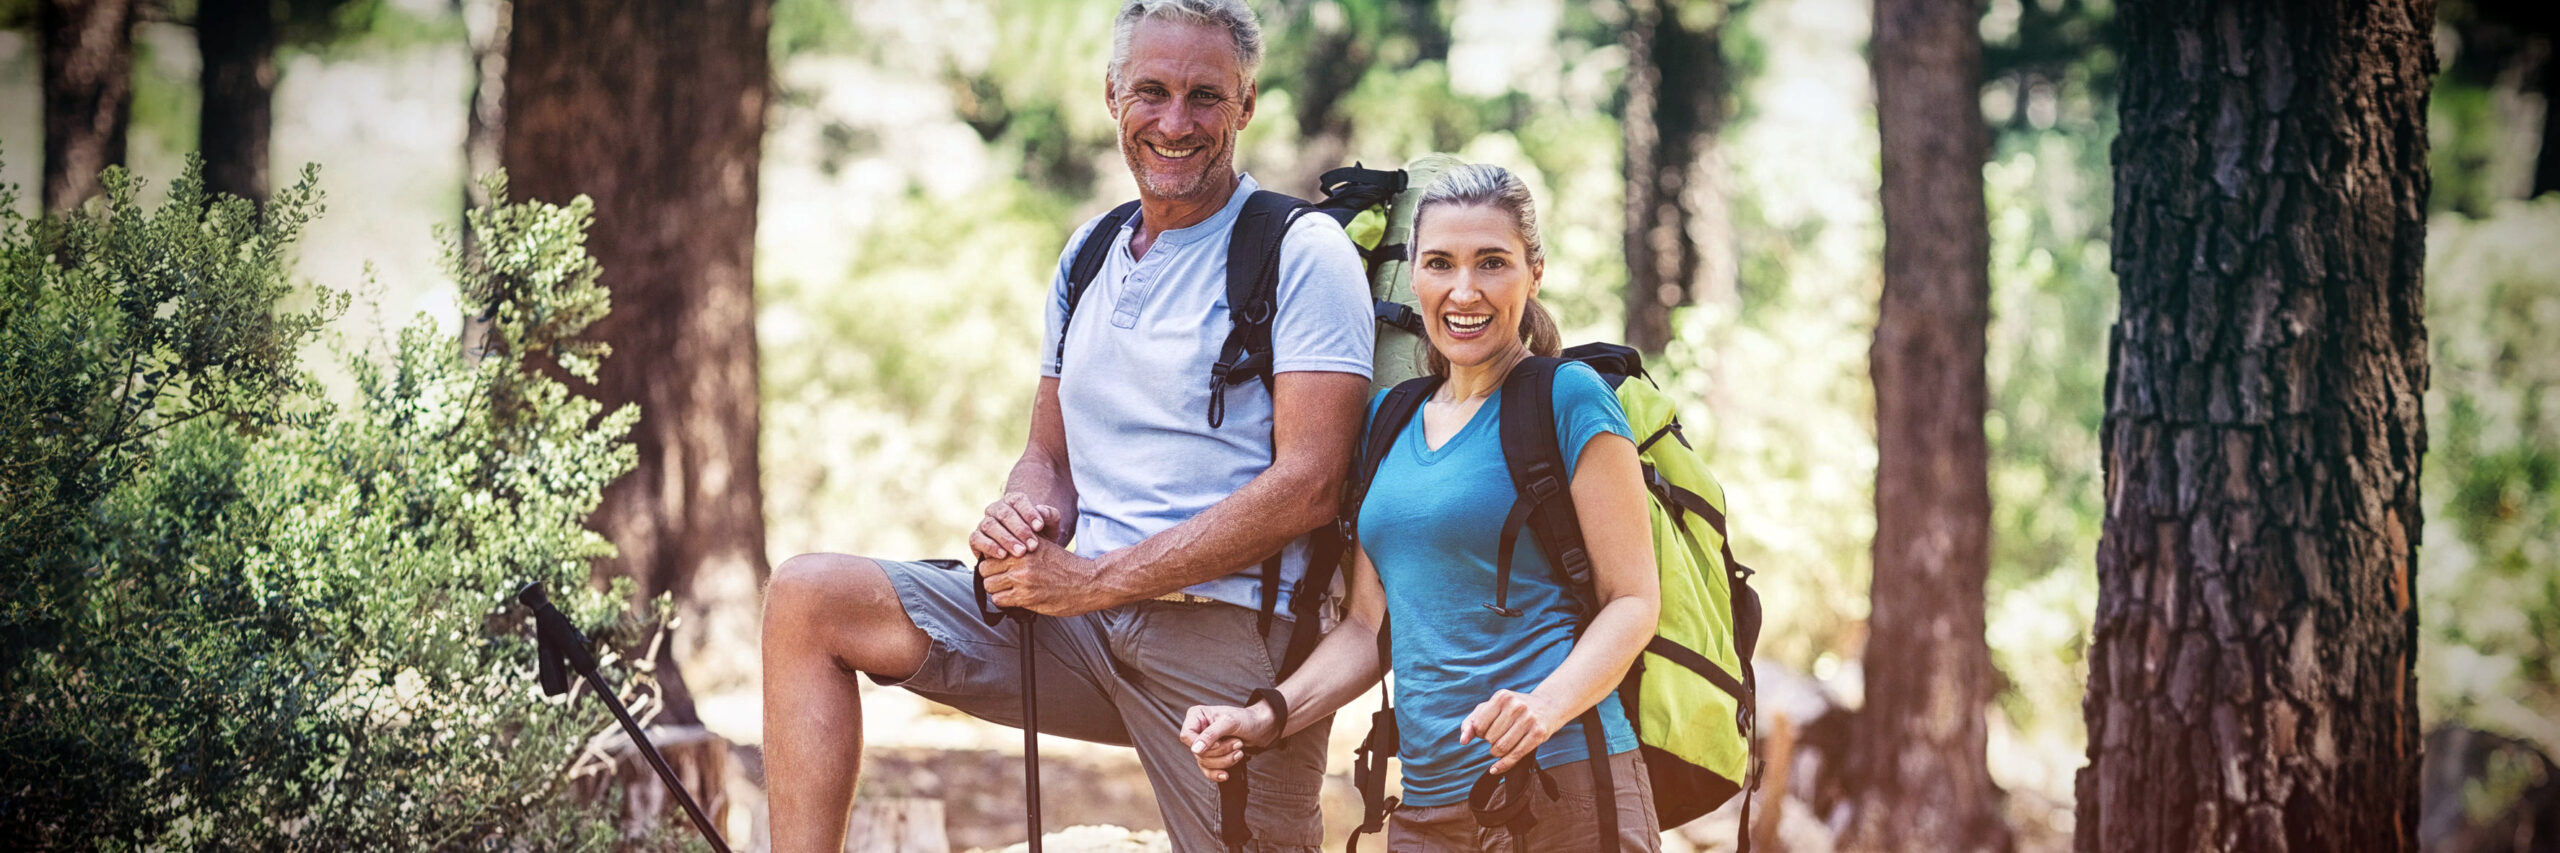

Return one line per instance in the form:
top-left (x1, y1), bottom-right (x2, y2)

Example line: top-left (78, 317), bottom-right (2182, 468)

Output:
top-left (1526, 594), bottom-right (1660, 729)
top-left (1267, 612), bottom-right (1389, 738)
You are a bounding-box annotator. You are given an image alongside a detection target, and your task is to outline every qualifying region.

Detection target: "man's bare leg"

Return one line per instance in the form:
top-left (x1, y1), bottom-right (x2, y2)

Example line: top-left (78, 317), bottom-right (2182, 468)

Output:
top-left (761, 553), bottom-right (932, 853)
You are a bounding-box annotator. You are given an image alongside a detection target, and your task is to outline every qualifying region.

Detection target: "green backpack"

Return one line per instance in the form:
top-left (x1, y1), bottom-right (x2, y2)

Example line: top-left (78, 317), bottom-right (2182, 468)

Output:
top-left (1329, 153), bottom-right (1463, 390)
top-left (1343, 343), bottom-right (1764, 852)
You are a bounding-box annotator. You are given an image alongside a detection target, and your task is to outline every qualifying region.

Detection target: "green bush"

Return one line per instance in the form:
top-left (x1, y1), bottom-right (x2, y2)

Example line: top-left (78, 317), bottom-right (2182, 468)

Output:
top-left (0, 160), bottom-right (693, 850)
top-left (2420, 197), bottom-right (2560, 755)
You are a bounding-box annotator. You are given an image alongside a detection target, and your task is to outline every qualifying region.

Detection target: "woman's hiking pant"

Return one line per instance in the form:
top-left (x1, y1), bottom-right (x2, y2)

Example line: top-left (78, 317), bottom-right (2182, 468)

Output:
top-left (1386, 750), bottom-right (1660, 853)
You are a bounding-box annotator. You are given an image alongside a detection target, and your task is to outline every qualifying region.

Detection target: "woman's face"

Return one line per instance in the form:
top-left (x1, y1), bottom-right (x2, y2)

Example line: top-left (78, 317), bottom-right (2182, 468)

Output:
top-left (1413, 203), bottom-right (1540, 372)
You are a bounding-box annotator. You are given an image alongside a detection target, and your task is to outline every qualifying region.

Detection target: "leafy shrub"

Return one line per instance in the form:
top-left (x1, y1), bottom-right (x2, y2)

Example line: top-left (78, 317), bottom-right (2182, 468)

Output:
top-left (2420, 197), bottom-right (2560, 756)
top-left (0, 160), bottom-right (693, 850)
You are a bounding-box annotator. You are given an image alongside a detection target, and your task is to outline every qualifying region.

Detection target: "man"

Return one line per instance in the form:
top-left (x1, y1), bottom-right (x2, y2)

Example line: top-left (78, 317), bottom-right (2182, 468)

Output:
top-left (758, 1), bottom-right (1375, 850)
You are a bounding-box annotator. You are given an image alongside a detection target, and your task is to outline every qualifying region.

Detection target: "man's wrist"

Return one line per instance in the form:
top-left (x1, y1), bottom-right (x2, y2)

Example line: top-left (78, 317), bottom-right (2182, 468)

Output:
top-left (1084, 548), bottom-right (1141, 607)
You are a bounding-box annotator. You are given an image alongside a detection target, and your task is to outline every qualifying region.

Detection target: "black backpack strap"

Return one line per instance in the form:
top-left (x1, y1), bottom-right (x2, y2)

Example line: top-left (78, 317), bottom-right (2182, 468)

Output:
top-left (1208, 190), bottom-right (1312, 429)
top-left (1312, 163), bottom-right (1406, 226)
top-left (1280, 528), bottom-right (1340, 674)
top-left (1491, 357), bottom-right (1595, 617)
top-left (1055, 201), bottom-right (1143, 373)
top-left (1341, 376), bottom-right (1436, 853)
top-left (1345, 377), bottom-right (1440, 535)
top-left (1348, 617), bottom-right (1401, 853)
top-left (1496, 356), bottom-right (1634, 848)
top-left (1465, 753), bottom-right (1555, 853)
top-left (1581, 708), bottom-right (1619, 853)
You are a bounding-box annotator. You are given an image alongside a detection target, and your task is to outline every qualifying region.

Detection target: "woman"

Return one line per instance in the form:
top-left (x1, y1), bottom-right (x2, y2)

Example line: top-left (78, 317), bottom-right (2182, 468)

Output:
top-left (1181, 164), bottom-right (1663, 851)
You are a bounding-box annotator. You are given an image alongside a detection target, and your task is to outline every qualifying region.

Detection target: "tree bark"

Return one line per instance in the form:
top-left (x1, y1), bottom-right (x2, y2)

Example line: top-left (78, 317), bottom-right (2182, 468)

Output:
top-left (501, 0), bottom-right (773, 724)
top-left (39, 0), bottom-right (134, 213)
top-left (1286, 1), bottom-right (1368, 195)
top-left (2077, 2), bottom-right (2434, 851)
top-left (2538, 37), bottom-right (2560, 197)
top-left (1620, 0), bottom-right (1728, 354)
top-left (1841, 0), bottom-right (2009, 850)
top-left (455, 0), bottom-right (508, 361)
top-left (197, 0), bottom-right (276, 205)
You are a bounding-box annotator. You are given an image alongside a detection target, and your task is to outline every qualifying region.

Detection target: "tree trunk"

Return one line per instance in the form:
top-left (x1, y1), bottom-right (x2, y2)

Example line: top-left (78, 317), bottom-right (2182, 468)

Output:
top-left (1286, 3), bottom-right (1367, 195)
top-left (2538, 37), bottom-right (2559, 197)
top-left (1841, 0), bottom-right (2009, 850)
top-left (1620, 0), bottom-right (1728, 354)
top-left (197, 0), bottom-right (276, 205)
top-left (501, 0), bottom-right (773, 725)
top-left (461, 0), bottom-right (508, 212)
top-left (456, 0), bottom-right (508, 360)
top-left (39, 0), bottom-right (134, 213)
top-left (2077, 2), bottom-right (2434, 851)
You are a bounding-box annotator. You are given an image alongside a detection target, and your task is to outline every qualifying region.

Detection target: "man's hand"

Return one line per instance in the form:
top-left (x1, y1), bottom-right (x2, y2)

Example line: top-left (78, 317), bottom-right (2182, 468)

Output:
top-left (971, 493), bottom-right (1066, 561)
top-left (1179, 703), bottom-right (1280, 783)
top-left (978, 544), bottom-right (1112, 616)
top-left (1457, 689), bottom-right (1570, 773)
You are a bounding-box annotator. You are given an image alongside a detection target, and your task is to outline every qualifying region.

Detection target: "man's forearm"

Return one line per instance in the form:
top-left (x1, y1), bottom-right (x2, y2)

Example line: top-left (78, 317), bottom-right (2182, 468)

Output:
top-left (1087, 459), bottom-right (1335, 603)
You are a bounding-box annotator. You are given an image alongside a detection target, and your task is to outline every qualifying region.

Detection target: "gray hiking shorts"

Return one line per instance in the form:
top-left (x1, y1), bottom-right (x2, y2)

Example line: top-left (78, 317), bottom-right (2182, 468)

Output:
top-left (868, 558), bottom-right (1330, 852)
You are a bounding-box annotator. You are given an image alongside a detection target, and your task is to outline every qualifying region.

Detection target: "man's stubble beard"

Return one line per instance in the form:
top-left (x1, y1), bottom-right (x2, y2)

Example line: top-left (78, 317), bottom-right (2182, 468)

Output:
top-left (1123, 127), bottom-right (1240, 203)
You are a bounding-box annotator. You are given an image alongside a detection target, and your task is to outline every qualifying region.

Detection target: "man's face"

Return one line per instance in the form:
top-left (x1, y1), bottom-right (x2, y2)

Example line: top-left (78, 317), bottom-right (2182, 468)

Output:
top-left (1107, 17), bottom-right (1255, 205)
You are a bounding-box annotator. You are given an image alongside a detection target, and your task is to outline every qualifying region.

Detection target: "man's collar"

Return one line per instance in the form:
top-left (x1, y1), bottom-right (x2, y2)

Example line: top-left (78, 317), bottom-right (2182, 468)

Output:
top-left (1146, 173), bottom-right (1261, 248)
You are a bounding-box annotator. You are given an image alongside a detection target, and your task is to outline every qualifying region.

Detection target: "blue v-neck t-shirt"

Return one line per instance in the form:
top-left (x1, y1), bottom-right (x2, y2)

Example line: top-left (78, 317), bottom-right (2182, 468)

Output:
top-left (1356, 361), bottom-right (1638, 808)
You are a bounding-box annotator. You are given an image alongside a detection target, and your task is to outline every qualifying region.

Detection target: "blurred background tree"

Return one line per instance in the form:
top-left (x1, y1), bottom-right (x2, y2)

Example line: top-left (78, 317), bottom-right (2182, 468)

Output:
top-left (1846, 0), bottom-right (2009, 849)
top-left (501, 0), bottom-right (773, 733)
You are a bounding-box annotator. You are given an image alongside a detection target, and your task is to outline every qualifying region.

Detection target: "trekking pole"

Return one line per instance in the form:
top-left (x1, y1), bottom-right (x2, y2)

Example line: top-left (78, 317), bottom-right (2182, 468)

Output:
top-left (974, 564), bottom-right (1043, 853)
top-left (516, 582), bottom-right (733, 853)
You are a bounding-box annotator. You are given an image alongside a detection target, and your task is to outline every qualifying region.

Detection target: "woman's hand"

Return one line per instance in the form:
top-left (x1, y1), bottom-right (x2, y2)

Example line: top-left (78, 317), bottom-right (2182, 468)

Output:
top-left (1180, 703), bottom-right (1280, 783)
top-left (1457, 689), bottom-right (1569, 773)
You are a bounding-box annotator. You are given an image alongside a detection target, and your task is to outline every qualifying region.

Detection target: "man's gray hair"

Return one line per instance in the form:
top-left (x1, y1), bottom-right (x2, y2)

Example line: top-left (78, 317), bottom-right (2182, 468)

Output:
top-left (1107, 0), bottom-right (1264, 91)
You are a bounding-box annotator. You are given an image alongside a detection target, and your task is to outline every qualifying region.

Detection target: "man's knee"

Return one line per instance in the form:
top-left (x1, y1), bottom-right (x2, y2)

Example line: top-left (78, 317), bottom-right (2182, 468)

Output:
top-left (764, 552), bottom-right (926, 676)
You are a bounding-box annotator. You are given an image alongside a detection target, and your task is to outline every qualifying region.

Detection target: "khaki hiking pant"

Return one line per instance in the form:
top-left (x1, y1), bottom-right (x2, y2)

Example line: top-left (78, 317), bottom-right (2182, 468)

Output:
top-left (1386, 749), bottom-right (1661, 853)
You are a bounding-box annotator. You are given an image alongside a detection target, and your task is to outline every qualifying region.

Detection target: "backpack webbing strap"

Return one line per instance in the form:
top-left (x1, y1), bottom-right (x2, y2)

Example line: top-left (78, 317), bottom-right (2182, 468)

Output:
top-left (1466, 754), bottom-right (1556, 853)
top-left (1347, 378), bottom-right (1440, 537)
top-left (1493, 357), bottom-right (1597, 614)
top-left (1488, 498), bottom-right (1537, 617)
top-left (1490, 353), bottom-right (1632, 850)
top-left (1347, 619), bottom-right (1400, 853)
top-left (1279, 526), bottom-right (1343, 674)
top-left (1215, 688), bottom-right (1294, 852)
top-left (1375, 300), bottom-right (1425, 335)
top-left (1219, 764), bottom-right (1250, 851)
top-left (1208, 191), bottom-right (1313, 429)
top-left (1339, 377), bottom-right (1433, 853)
top-left (1257, 552), bottom-right (1285, 637)
top-left (1644, 635), bottom-right (1749, 704)
top-left (1312, 163), bottom-right (1406, 225)
top-left (1056, 201), bottom-right (1143, 371)
top-left (1582, 710), bottom-right (1619, 853)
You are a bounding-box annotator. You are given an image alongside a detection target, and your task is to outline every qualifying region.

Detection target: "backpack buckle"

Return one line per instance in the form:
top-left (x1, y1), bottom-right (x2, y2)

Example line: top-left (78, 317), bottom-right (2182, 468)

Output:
top-left (1236, 298), bottom-right (1274, 325)
top-left (1527, 474), bottom-right (1564, 503)
top-left (1374, 301), bottom-right (1425, 335)
top-left (1557, 547), bottom-right (1593, 585)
